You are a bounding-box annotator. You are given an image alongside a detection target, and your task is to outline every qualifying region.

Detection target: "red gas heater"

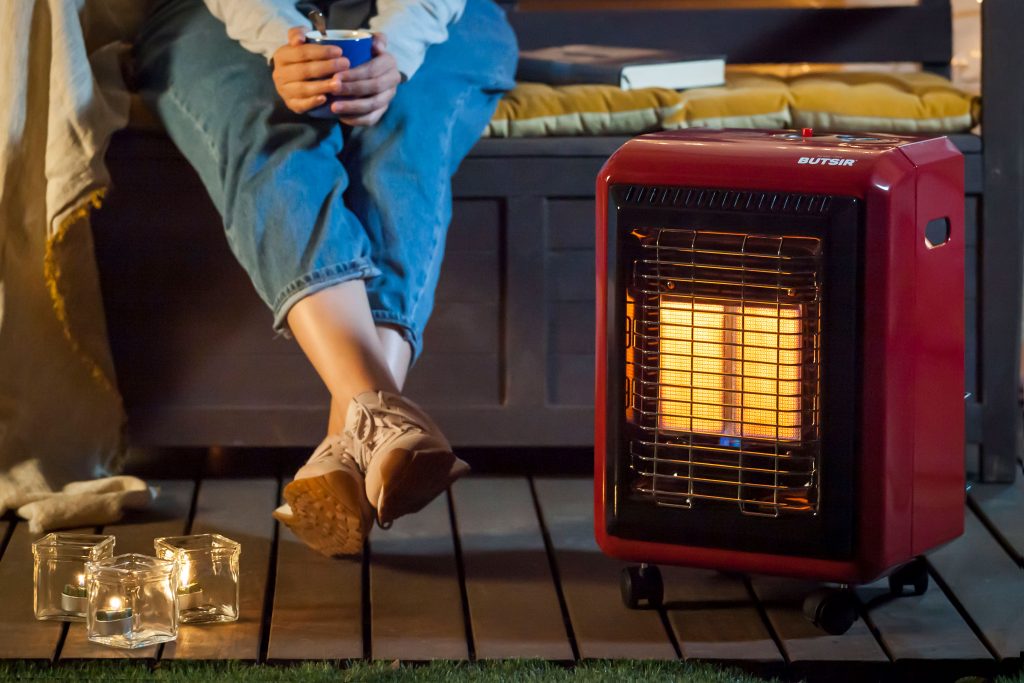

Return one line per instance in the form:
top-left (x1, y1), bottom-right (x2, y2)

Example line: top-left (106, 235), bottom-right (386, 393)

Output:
top-left (594, 129), bottom-right (965, 634)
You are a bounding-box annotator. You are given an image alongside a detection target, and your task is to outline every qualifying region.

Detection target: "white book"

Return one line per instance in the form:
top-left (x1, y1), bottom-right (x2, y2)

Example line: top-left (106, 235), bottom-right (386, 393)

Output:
top-left (518, 45), bottom-right (726, 90)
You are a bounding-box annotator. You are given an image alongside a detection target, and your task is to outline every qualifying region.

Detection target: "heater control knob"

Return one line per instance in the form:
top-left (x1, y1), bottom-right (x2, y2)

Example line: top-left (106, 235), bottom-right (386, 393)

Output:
top-left (620, 565), bottom-right (664, 609)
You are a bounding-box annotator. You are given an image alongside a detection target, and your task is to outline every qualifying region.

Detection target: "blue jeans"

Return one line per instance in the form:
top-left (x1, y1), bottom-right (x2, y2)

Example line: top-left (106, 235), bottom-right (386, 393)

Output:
top-left (133, 0), bottom-right (517, 361)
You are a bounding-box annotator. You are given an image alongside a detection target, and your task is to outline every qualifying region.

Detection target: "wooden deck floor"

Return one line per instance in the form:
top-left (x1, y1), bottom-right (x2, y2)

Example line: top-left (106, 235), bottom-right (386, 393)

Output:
top-left (1, 461), bottom-right (1021, 681)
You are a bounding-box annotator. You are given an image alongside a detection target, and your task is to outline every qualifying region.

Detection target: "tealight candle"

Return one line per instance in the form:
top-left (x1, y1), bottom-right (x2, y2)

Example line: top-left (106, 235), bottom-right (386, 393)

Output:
top-left (86, 554), bottom-right (177, 649)
top-left (32, 533), bottom-right (115, 622)
top-left (175, 556), bottom-right (204, 610)
top-left (60, 574), bottom-right (88, 613)
top-left (94, 596), bottom-right (133, 637)
top-left (155, 534), bottom-right (240, 624)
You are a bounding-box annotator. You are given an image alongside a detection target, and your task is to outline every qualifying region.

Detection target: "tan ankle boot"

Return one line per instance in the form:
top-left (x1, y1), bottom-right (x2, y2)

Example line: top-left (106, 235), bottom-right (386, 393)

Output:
top-left (345, 391), bottom-right (470, 527)
top-left (274, 435), bottom-right (374, 556)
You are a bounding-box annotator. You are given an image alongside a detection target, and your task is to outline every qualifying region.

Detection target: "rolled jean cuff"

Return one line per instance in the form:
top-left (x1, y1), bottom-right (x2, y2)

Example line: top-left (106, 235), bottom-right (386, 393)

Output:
top-left (370, 310), bottom-right (423, 364)
top-left (272, 258), bottom-right (383, 333)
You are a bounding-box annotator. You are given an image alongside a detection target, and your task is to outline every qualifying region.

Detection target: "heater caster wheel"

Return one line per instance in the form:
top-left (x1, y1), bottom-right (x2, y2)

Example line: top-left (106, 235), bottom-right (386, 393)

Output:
top-left (803, 589), bottom-right (859, 635)
top-left (888, 558), bottom-right (929, 597)
top-left (621, 565), bottom-right (664, 609)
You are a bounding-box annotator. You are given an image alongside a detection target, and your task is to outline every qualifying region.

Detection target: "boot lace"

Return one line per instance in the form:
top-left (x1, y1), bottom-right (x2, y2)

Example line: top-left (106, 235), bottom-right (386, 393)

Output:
top-left (345, 391), bottom-right (428, 471)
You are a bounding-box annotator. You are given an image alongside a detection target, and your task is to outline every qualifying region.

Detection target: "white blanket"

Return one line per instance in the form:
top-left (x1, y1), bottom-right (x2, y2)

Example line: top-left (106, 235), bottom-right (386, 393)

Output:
top-left (0, 0), bottom-right (147, 484)
top-left (0, 459), bottom-right (156, 533)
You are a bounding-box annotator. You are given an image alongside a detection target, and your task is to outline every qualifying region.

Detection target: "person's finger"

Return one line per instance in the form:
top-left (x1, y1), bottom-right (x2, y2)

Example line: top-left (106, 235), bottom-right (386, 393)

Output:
top-left (336, 69), bottom-right (400, 97)
top-left (372, 32), bottom-right (388, 52)
top-left (330, 87), bottom-right (395, 116)
top-left (274, 43), bottom-right (342, 67)
top-left (282, 77), bottom-right (340, 99)
top-left (343, 55), bottom-right (392, 81)
top-left (339, 53), bottom-right (396, 82)
top-left (288, 94), bottom-right (328, 114)
top-left (340, 100), bottom-right (390, 126)
top-left (275, 57), bottom-right (348, 84)
top-left (287, 26), bottom-right (307, 46)
top-left (341, 110), bottom-right (384, 126)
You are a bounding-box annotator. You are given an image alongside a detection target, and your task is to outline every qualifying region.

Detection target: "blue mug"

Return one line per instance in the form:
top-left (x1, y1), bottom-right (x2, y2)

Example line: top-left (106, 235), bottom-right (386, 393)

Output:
top-left (306, 29), bottom-right (374, 119)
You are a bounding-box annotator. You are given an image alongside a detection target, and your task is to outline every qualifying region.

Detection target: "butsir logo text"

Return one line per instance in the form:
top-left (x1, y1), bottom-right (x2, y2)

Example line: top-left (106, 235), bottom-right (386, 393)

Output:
top-left (798, 157), bottom-right (857, 167)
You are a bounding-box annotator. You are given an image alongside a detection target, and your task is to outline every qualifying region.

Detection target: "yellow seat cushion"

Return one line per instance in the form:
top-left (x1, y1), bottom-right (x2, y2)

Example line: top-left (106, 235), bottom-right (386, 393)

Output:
top-left (485, 70), bottom-right (978, 138)
top-left (786, 71), bottom-right (976, 133)
top-left (485, 82), bottom-right (690, 138)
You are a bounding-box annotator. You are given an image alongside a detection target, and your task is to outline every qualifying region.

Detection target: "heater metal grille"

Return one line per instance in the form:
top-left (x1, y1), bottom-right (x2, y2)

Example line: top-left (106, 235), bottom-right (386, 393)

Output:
top-left (625, 227), bottom-right (824, 517)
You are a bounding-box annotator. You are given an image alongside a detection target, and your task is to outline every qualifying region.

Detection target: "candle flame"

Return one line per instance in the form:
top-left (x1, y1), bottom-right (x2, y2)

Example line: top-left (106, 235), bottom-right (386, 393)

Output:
top-left (76, 573), bottom-right (85, 587)
top-left (108, 596), bottom-right (123, 611)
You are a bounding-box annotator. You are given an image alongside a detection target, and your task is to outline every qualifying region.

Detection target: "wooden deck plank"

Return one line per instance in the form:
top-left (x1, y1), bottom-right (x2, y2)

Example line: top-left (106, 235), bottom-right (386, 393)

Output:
top-left (533, 478), bottom-right (676, 660)
top-left (370, 492), bottom-right (467, 661)
top-left (749, 577), bottom-right (888, 664)
top-left (266, 486), bottom-right (363, 662)
top-left (59, 480), bottom-right (196, 660)
top-left (661, 567), bottom-right (782, 663)
top-left (855, 577), bottom-right (991, 662)
top-left (0, 523), bottom-right (71, 660)
top-left (451, 477), bottom-right (573, 660)
top-left (162, 478), bottom-right (277, 661)
top-left (969, 480), bottom-right (1024, 563)
top-left (927, 507), bottom-right (1024, 661)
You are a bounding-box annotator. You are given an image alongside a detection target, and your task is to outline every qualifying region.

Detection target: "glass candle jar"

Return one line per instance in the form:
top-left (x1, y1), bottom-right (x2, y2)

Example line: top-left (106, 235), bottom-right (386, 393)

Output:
top-left (32, 533), bottom-right (116, 622)
top-left (154, 534), bottom-right (240, 624)
top-left (86, 554), bottom-right (178, 649)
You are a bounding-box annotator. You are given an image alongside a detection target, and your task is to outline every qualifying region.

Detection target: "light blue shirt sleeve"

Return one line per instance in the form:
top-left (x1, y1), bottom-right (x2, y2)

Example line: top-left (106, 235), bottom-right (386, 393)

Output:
top-left (367, 0), bottom-right (467, 79)
top-left (202, 0), bottom-right (466, 78)
top-left (202, 0), bottom-right (310, 63)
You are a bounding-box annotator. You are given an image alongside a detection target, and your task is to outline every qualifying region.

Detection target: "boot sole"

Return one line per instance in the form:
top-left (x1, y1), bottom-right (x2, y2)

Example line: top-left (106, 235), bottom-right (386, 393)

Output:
top-left (374, 448), bottom-right (468, 525)
top-left (279, 470), bottom-right (368, 557)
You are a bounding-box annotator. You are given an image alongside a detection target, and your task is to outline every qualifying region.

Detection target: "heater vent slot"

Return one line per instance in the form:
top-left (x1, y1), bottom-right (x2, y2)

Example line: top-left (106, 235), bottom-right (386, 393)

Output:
top-left (622, 184), bottom-right (832, 216)
top-left (625, 227), bottom-right (823, 517)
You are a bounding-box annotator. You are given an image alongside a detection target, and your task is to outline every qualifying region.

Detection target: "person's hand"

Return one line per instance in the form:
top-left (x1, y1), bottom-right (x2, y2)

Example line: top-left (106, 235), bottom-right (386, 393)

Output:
top-left (330, 33), bottom-right (401, 126)
top-left (272, 27), bottom-right (349, 114)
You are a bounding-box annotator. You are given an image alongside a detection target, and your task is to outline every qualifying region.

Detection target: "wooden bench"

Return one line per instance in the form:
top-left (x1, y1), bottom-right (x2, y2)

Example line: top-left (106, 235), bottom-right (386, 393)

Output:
top-left (93, 0), bottom-right (1023, 481)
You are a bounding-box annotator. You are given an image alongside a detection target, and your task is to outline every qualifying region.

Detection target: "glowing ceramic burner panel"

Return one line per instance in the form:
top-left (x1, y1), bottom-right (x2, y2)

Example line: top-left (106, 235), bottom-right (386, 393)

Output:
top-left (658, 297), bottom-right (804, 440)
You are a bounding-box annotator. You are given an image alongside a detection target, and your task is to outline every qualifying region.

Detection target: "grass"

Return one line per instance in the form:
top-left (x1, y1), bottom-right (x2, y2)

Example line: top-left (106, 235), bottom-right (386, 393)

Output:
top-left (2, 660), bottom-right (1022, 682)
top-left (0, 660), bottom-right (776, 682)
